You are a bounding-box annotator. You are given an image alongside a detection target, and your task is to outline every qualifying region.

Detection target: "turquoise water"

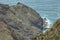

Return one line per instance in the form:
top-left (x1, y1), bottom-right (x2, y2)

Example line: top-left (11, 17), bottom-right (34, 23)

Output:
top-left (0, 0), bottom-right (60, 27)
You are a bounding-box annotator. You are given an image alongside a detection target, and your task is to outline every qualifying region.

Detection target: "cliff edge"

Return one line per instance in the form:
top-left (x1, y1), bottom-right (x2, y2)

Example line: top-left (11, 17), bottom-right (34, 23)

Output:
top-left (32, 19), bottom-right (60, 40)
top-left (0, 3), bottom-right (43, 40)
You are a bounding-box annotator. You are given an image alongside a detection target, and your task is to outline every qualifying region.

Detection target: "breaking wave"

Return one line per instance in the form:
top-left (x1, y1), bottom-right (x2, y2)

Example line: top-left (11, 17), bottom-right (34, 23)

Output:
top-left (42, 17), bottom-right (51, 28)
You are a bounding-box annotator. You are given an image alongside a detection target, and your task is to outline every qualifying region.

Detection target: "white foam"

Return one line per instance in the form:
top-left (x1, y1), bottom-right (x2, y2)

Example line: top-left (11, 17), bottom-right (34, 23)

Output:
top-left (43, 29), bottom-right (48, 33)
top-left (46, 18), bottom-right (51, 28)
top-left (42, 17), bottom-right (51, 28)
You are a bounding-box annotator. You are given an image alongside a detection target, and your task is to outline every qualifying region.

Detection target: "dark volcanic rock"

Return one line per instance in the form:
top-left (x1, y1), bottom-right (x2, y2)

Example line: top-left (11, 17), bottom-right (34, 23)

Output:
top-left (0, 3), bottom-right (43, 40)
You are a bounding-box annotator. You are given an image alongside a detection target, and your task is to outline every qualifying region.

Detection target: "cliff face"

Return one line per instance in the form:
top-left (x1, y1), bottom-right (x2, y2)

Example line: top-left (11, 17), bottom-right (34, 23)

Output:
top-left (0, 3), bottom-right (43, 40)
top-left (32, 19), bottom-right (60, 40)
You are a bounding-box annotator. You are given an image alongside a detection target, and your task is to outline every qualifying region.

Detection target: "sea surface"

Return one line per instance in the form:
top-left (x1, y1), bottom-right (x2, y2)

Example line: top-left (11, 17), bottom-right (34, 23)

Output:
top-left (0, 0), bottom-right (60, 27)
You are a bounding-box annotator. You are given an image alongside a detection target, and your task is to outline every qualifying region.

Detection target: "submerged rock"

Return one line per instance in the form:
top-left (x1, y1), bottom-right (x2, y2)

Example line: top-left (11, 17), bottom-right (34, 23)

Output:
top-left (0, 3), bottom-right (43, 40)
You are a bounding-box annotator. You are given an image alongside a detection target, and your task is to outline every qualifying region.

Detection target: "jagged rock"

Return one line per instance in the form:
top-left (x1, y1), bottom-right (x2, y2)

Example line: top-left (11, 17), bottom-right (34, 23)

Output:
top-left (0, 3), bottom-right (43, 40)
top-left (32, 19), bottom-right (60, 40)
top-left (0, 21), bottom-right (13, 40)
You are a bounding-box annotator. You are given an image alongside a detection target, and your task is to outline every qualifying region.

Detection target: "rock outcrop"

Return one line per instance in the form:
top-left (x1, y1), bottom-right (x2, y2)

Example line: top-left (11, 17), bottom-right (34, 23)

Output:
top-left (0, 3), bottom-right (43, 40)
top-left (32, 19), bottom-right (60, 40)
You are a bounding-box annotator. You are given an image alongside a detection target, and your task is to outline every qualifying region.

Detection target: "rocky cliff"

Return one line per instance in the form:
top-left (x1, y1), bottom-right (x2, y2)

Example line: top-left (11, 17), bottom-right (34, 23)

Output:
top-left (32, 19), bottom-right (60, 40)
top-left (0, 3), bottom-right (43, 40)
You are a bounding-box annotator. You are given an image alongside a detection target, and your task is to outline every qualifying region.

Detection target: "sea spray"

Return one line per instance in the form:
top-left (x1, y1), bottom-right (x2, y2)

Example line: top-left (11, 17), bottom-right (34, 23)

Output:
top-left (43, 17), bottom-right (51, 28)
top-left (42, 17), bottom-right (51, 33)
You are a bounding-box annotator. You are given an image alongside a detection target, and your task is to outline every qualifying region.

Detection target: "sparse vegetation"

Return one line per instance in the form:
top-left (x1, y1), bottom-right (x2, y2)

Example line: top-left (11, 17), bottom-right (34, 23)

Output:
top-left (32, 19), bottom-right (60, 40)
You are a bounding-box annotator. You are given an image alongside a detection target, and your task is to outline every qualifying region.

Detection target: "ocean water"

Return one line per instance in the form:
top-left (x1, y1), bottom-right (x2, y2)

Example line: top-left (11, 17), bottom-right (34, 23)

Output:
top-left (0, 0), bottom-right (60, 27)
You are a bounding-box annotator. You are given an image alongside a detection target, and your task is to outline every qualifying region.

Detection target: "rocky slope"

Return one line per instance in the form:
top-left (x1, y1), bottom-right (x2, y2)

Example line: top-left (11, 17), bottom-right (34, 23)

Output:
top-left (0, 3), bottom-right (43, 40)
top-left (32, 19), bottom-right (60, 40)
